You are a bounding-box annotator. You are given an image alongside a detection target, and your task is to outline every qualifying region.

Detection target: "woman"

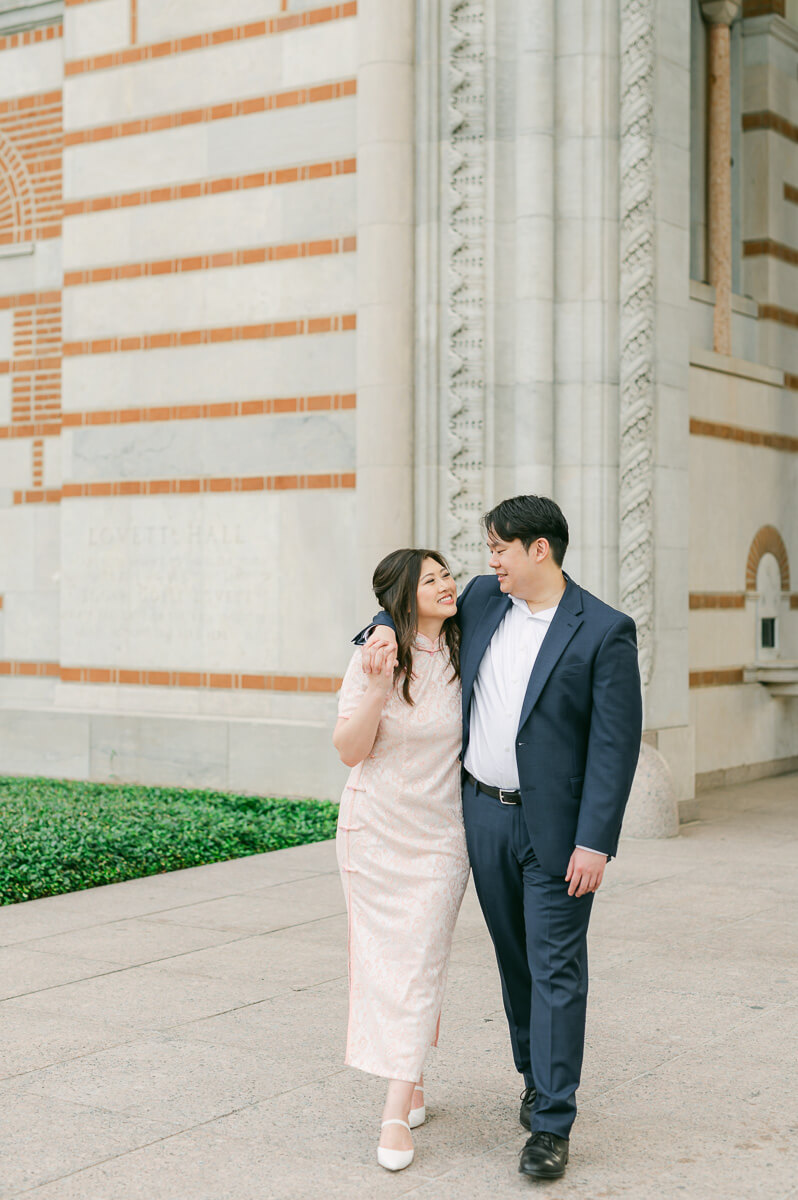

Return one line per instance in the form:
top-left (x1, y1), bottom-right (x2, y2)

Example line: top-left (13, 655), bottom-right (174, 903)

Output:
top-left (333, 549), bottom-right (470, 1172)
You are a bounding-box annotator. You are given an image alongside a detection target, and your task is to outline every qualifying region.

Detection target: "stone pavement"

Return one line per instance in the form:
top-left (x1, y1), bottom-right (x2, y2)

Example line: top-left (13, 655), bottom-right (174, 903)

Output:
top-left (0, 774), bottom-right (796, 1200)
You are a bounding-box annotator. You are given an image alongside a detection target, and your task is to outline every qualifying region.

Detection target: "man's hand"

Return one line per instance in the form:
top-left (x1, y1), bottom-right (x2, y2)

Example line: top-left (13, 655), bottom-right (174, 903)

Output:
top-left (565, 848), bottom-right (607, 897)
top-left (362, 626), bottom-right (398, 674)
top-left (363, 644), bottom-right (397, 693)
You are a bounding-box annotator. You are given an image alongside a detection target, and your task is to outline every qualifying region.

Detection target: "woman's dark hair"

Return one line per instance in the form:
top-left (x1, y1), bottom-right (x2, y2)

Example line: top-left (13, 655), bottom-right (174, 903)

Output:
top-left (372, 549), bottom-right (461, 705)
top-left (482, 495), bottom-right (569, 566)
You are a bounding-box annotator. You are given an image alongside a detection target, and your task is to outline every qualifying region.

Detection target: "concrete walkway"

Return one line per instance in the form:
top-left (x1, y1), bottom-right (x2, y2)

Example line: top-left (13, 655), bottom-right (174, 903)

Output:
top-left (0, 774), bottom-right (796, 1199)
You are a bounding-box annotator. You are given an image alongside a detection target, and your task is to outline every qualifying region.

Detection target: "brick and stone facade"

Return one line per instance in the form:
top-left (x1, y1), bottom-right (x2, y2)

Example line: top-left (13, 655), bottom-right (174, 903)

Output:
top-left (0, 0), bottom-right (796, 810)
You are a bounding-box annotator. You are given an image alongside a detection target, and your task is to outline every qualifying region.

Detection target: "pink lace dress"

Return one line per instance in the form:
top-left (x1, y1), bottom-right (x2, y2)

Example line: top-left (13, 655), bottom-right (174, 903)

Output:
top-left (336, 634), bottom-right (470, 1082)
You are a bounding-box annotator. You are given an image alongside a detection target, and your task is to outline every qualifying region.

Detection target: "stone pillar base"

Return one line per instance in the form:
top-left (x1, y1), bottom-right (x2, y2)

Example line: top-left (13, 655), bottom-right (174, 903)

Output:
top-left (622, 742), bottom-right (680, 839)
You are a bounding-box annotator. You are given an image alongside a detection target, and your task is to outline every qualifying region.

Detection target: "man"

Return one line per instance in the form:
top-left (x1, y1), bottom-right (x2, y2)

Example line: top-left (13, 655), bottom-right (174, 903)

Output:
top-left (359, 495), bottom-right (642, 1179)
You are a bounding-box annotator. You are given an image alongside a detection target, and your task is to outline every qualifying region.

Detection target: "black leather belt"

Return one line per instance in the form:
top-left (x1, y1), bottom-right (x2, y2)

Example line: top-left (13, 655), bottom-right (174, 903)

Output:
top-left (464, 770), bottom-right (521, 806)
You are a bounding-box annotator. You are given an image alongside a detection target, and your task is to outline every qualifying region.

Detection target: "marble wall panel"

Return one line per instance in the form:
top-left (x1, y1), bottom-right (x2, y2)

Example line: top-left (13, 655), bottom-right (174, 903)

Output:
top-left (65, 100), bottom-right (356, 201)
top-left (277, 487), bottom-right (356, 675)
top-left (0, 440), bottom-right (34, 491)
top-left (228, 717), bottom-right (348, 800)
top-left (60, 493), bottom-right (280, 671)
top-left (206, 99), bottom-right (356, 179)
top-left (0, 37), bottom-right (62, 99)
top-left (61, 332), bottom-right (355, 412)
top-left (688, 437), bottom-right (798, 592)
top-left (32, 505), bottom-right (60, 590)
top-left (62, 177), bottom-right (357, 270)
top-left (0, 509), bottom-right (36, 591)
top-left (0, 709), bottom-right (90, 779)
top-left (689, 361), bottom-right (792, 432)
top-left (58, 488), bottom-right (356, 675)
top-left (64, 126), bottom-right (209, 202)
top-left (88, 713), bottom-right (229, 789)
top-left (0, 238), bottom-right (62, 296)
top-left (689, 609), bottom-right (754, 671)
top-left (2, 589), bottom-right (59, 660)
top-left (691, 683), bottom-right (798, 778)
top-left (64, 23), bottom-right (356, 130)
top-left (62, 256), bottom-right (356, 341)
top-left (64, 0), bottom-right (128, 60)
top-left (137, 0), bottom-right (282, 43)
top-left (66, 411), bottom-right (355, 482)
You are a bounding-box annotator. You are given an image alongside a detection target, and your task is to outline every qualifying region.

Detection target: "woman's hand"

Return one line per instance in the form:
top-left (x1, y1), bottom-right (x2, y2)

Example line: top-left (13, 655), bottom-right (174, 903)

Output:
top-left (364, 644), bottom-right (397, 694)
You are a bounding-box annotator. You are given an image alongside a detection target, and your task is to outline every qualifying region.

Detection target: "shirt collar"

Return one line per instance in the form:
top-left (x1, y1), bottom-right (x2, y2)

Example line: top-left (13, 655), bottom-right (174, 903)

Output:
top-left (509, 594), bottom-right (559, 622)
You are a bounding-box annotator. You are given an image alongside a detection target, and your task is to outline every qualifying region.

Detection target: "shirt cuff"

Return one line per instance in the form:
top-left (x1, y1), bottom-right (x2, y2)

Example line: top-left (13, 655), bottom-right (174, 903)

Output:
top-left (576, 845), bottom-right (607, 857)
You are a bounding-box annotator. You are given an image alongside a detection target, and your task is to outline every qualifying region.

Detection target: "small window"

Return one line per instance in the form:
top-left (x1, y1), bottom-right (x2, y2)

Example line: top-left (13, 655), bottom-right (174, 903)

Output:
top-left (761, 618), bottom-right (776, 650)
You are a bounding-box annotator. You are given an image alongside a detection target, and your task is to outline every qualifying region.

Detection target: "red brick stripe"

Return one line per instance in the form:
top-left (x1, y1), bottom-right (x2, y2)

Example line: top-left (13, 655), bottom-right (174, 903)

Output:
top-left (689, 593), bottom-right (746, 609)
top-left (60, 309), bottom-right (355, 355)
top-left (0, 90), bottom-right (62, 116)
top-left (786, 183), bottom-right (798, 206)
top-left (742, 110), bottom-right (798, 143)
top-left (63, 237), bottom-right (356, 287)
top-left (743, 238), bottom-right (798, 266)
top-left (0, 660), bottom-right (59, 677)
top-left (0, 395), bottom-right (357, 439)
top-left (0, 660), bottom-right (342, 691)
top-left (689, 418), bottom-right (798, 454)
top-left (63, 79), bottom-right (356, 148)
top-left (786, 373), bottom-right (798, 390)
top-left (60, 313), bottom-right (355, 358)
top-left (742, 0), bottom-right (784, 14)
top-left (0, 25), bottom-right (62, 53)
top-left (13, 472), bottom-right (356, 504)
top-left (689, 668), bottom-right (745, 688)
top-left (62, 394), bottom-right (356, 428)
top-left (758, 303), bottom-right (798, 329)
top-left (0, 422), bottom-right (61, 440)
top-left (63, 157), bottom-right (356, 217)
top-left (65, 3), bottom-right (357, 76)
top-left (0, 290), bottom-right (61, 310)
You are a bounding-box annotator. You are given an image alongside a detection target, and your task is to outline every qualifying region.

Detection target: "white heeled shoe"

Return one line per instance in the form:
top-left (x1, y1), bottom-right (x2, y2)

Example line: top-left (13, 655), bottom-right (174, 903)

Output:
top-left (377, 1119), bottom-right (414, 1171)
top-left (409, 1084), bottom-right (426, 1129)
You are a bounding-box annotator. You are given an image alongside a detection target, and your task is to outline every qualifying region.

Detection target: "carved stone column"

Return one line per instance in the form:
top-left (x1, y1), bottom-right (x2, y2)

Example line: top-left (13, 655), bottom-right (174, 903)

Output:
top-left (701, 0), bottom-right (742, 355)
top-left (355, 2), bottom-right (415, 605)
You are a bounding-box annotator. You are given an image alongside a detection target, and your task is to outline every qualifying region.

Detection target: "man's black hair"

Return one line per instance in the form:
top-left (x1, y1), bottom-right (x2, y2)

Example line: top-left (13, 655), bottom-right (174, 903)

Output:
top-left (483, 495), bottom-right (569, 566)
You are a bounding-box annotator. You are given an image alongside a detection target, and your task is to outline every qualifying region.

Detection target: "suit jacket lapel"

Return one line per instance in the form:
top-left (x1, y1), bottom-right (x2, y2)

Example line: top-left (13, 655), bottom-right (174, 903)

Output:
top-left (517, 578), bottom-right (584, 730)
top-left (461, 591), bottom-right (511, 707)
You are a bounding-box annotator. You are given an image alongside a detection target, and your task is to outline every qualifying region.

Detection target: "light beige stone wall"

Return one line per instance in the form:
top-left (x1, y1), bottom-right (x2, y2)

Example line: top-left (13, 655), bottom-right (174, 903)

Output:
top-left (688, 354), bottom-right (798, 786)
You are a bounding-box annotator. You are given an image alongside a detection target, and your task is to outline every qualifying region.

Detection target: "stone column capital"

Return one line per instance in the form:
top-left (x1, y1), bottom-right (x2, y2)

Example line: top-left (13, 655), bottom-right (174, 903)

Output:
top-left (699, 0), bottom-right (742, 25)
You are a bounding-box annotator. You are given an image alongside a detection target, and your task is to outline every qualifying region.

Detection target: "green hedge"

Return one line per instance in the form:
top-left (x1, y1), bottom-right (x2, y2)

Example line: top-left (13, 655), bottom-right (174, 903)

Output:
top-left (0, 775), bottom-right (338, 905)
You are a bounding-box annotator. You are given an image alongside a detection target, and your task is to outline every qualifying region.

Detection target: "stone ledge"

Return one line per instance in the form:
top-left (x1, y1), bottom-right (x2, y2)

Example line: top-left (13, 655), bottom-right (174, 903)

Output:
top-left (0, 0), bottom-right (62, 35)
top-left (689, 279), bottom-right (760, 317)
top-left (695, 752), bottom-right (798, 792)
top-left (742, 13), bottom-right (798, 53)
top-left (689, 344), bottom-right (785, 386)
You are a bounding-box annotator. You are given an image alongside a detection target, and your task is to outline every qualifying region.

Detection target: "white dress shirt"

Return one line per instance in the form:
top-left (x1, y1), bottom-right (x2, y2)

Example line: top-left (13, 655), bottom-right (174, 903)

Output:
top-left (463, 592), bottom-right (603, 857)
top-left (464, 594), bottom-right (557, 789)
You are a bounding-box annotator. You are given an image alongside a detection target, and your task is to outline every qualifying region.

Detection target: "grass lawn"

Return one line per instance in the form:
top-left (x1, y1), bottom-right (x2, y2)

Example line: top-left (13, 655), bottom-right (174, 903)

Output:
top-left (0, 775), bottom-right (338, 905)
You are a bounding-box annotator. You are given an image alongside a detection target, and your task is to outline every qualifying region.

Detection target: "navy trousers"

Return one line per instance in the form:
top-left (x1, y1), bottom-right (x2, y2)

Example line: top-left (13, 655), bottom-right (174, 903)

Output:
top-left (462, 778), bottom-right (594, 1138)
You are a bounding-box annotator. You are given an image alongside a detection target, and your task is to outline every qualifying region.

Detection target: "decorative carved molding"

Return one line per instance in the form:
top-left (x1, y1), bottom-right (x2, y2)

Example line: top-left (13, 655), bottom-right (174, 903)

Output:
top-left (619, 0), bottom-right (656, 688)
top-left (444, 0), bottom-right (487, 579)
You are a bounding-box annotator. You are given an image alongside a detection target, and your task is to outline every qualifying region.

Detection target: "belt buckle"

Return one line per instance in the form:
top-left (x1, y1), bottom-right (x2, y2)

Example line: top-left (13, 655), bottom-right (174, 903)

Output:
top-left (498, 788), bottom-right (517, 806)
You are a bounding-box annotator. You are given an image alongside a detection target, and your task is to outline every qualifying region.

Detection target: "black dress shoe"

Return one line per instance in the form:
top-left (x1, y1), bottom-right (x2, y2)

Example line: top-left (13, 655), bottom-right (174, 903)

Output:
top-left (518, 1131), bottom-right (569, 1179)
top-left (519, 1085), bottom-right (537, 1131)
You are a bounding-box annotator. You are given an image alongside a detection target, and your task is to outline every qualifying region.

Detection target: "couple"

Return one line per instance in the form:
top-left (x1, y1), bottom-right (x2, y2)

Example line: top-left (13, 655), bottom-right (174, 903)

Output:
top-left (333, 495), bottom-right (643, 1179)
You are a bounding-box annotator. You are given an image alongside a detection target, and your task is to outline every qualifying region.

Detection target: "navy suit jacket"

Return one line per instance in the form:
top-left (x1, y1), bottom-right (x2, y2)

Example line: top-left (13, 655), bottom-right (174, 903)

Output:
top-left (366, 573), bottom-right (642, 875)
